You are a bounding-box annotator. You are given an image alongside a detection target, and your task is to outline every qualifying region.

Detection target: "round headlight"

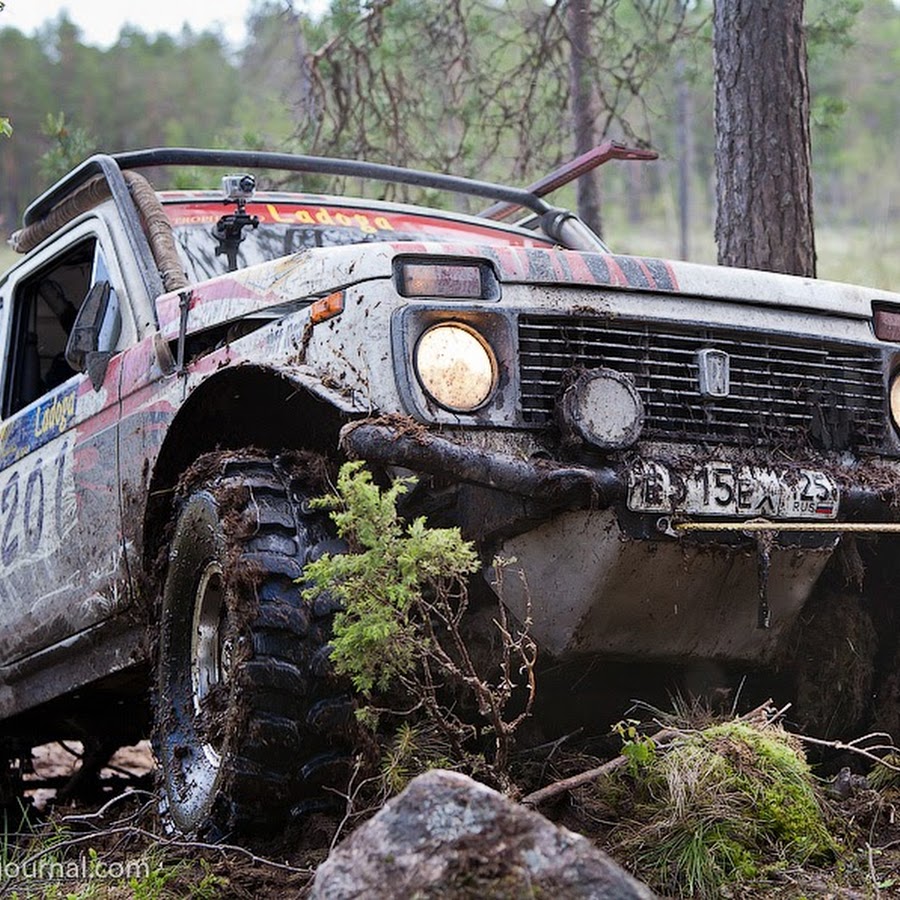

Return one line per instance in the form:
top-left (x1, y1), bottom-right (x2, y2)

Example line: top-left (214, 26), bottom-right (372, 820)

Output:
top-left (414, 322), bottom-right (498, 412)
top-left (891, 371), bottom-right (900, 430)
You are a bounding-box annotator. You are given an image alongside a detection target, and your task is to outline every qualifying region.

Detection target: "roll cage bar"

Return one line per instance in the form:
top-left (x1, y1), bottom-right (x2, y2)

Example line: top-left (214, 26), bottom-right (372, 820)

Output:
top-left (22, 142), bottom-right (656, 300)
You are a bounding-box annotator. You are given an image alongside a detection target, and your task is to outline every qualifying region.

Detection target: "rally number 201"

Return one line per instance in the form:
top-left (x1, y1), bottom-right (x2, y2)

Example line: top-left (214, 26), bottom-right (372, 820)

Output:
top-left (0, 444), bottom-right (68, 567)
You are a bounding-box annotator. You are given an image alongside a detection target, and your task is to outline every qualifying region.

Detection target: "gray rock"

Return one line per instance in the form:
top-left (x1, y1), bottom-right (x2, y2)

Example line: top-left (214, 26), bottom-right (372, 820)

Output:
top-left (311, 769), bottom-right (656, 899)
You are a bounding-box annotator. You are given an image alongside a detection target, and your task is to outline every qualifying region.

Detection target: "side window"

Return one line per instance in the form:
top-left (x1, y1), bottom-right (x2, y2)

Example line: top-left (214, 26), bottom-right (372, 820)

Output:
top-left (3, 238), bottom-right (121, 417)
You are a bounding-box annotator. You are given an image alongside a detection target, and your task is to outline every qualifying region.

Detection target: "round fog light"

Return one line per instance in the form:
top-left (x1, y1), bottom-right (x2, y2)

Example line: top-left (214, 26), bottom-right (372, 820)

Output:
top-left (414, 322), bottom-right (498, 412)
top-left (891, 371), bottom-right (900, 431)
top-left (560, 368), bottom-right (644, 449)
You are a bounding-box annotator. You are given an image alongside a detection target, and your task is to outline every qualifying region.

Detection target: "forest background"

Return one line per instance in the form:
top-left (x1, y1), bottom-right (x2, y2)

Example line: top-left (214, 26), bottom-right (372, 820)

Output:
top-left (0, 0), bottom-right (897, 290)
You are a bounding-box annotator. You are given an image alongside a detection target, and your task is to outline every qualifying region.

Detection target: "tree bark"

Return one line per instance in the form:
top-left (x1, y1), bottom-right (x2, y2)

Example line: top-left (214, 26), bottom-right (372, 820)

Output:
top-left (567, 0), bottom-right (603, 238)
top-left (713, 0), bottom-right (816, 276)
top-left (675, 53), bottom-right (693, 261)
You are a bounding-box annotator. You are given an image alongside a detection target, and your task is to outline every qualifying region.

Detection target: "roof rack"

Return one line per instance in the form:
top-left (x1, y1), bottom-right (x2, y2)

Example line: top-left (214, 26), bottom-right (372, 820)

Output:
top-left (19, 144), bottom-right (656, 297)
top-left (27, 141), bottom-right (657, 232)
top-left (24, 147), bottom-right (558, 228)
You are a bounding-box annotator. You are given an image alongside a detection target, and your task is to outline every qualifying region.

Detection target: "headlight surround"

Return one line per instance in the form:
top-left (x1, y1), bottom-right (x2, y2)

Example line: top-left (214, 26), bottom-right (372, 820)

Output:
top-left (891, 371), bottom-right (900, 430)
top-left (414, 322), bottom-right (498, 412)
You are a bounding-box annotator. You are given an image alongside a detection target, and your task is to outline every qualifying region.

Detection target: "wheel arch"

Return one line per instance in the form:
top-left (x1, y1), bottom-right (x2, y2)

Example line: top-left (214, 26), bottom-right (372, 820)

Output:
top-left (142, 364), bottom-right (350, 576)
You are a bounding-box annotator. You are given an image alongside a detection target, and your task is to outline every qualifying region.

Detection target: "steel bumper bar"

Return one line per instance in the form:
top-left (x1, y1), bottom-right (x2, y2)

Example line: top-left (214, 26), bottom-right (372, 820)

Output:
top-left (339, 420), bottom-right (625, 508)
top-left (339, 420), bottom-right (900, 526)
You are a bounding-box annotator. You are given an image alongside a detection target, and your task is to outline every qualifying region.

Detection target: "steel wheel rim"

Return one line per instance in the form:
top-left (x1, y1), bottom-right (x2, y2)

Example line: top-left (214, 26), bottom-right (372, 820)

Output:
top-left (190, 561), bottom-right (228, 765)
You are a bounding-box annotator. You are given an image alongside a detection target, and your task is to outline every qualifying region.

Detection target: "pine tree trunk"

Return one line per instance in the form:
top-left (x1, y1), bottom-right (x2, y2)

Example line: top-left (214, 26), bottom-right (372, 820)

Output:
top-left (567, 0), bottom-right (603, 238)
top-left (675, 53), bottom-right (693, 261)
top-left (713, 0), bottom-right (816, 276)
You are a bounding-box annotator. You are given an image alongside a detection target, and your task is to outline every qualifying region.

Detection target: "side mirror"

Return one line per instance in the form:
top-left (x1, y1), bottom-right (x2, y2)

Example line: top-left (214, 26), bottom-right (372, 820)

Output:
top-left (65, 281), bottom-right (114, 390)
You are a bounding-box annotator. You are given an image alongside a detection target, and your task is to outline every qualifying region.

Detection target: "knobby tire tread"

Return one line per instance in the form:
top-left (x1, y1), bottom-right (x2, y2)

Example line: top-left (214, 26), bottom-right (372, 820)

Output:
top-left (219, 459), bottom-right (350, 832)
top-left (157, 452), bottom-right (351, 837)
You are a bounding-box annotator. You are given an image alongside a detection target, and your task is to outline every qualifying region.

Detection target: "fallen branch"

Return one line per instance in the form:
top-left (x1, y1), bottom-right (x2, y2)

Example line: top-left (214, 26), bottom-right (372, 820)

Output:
top-left (58, 791), bottom-right (157, 827)
top-left (522, 699), bottom-right (782, 807)
top-left (521, 728), bottom-right (680, 806)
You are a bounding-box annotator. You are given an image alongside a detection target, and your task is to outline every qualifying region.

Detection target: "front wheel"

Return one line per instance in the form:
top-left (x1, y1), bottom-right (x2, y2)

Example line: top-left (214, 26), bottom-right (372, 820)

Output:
top-left (154, 453), bottom-right (351, 837)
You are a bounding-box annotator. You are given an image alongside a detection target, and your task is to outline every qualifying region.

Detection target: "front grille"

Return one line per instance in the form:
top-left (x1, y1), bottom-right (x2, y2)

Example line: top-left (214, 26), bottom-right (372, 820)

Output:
top-left (517, 314), bottom-right (886, 451)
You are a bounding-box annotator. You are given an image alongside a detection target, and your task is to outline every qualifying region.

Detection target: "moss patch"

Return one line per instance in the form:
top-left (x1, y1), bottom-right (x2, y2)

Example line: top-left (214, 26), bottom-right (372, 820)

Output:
top-left (599, 719), bottom-right (840, 898)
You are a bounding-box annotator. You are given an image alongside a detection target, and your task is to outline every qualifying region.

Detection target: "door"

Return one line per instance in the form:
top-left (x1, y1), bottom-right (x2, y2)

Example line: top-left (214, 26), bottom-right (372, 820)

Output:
top-left (0, 222), bottom-right (130, 665)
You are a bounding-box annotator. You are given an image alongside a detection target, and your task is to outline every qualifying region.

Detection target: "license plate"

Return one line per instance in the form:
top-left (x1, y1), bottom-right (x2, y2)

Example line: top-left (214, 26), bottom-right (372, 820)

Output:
top-left (627, 461), bottom-right (840, 519)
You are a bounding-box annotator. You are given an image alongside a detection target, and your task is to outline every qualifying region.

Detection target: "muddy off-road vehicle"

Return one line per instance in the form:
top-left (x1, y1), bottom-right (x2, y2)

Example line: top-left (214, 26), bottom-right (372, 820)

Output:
top-left (2, 143), bottom-right (900, 835)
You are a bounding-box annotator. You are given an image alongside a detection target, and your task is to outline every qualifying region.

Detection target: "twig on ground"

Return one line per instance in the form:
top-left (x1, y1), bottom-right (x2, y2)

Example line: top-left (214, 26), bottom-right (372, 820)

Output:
top-left (521, 728), bottom-right (682, 807)
top-left (57, 791), bottom-right (157, 826)
top-left (327, 758), bottom-right (383, 854)
top-left (866, 842), bottom-right (882, 899)
top-left (139, 829), bottom-right (316, 876)
top-left (797, 733), bottom-right (900, 772)
top-left (517, 729), bottom-right (583, 760)
top-left (522, 699), bottom-right (782, 807)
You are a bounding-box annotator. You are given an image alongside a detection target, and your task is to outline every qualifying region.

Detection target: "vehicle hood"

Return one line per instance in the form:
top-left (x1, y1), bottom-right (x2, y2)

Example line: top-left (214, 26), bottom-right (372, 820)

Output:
top-left (156, 240), bottom-right (897, 338)
top-left (155, 243), bottom-right (400, 338)
top-left (475, 244), bottom-right (898, 319)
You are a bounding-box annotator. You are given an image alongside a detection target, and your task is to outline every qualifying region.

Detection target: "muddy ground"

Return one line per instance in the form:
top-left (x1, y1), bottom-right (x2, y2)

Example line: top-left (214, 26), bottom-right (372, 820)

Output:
top-left (9, 736), bottom-right (900, 898)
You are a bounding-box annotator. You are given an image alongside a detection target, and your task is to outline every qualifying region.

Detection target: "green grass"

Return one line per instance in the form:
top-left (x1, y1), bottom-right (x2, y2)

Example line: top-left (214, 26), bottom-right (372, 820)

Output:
top-left (599, 718), bottom-right (841, 899)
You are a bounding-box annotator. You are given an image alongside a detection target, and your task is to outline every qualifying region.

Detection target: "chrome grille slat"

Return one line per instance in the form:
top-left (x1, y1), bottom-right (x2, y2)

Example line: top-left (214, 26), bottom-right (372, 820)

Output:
top-left (521, 363), bottom-right (881, 392)
top-left (517, 315), bottom-right (886, 449)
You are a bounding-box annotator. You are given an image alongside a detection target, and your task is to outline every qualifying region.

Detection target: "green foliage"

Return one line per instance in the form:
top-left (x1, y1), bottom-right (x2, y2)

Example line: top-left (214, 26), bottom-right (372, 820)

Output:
top-left (612, 718), bottom-right (657, 776)
top-left (379, 721), bottom-right (455, 795)
top-left (807, 0), bottom-right (864, 53)
top-left (867, 752), bottom-right (900, 790)
top-left (602, 719), bottom-right (840, 899)
top-left (303, 460), bottom-right (536, 780)
top-left (38, 112), bottom-right (96, 183)
top-left (812, 94), bottom-right (848, 131)
top-left (125, 853), bottom-right (225, 900)
top-left (303, 460), bottom-right (479, 695)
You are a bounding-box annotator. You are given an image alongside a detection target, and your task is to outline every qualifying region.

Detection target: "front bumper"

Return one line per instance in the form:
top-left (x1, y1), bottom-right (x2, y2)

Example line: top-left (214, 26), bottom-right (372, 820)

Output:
top-left (340, 419), bottom-right (900, 537)
top-left (341, 420), bottom-right (623, 509)
top-left (341, 419), bottom-right (900, 664)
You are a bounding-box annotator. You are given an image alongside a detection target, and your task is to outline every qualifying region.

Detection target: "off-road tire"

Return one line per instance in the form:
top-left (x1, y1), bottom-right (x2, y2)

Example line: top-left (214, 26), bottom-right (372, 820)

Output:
top-left (154, 453), bottom-right (352, 838)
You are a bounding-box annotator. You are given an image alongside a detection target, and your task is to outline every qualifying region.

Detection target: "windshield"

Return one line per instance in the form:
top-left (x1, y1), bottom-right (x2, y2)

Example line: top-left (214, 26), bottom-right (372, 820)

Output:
top-left (164, 197), bottom-right (552, 282)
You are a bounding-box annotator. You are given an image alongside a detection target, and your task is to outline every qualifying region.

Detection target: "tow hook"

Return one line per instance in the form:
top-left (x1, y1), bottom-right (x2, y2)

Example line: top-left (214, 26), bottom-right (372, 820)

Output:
top-left (755, 530), bottom-right (774, 629)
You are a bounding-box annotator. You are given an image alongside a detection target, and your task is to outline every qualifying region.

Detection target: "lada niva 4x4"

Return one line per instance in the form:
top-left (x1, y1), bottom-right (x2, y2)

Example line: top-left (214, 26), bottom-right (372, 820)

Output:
top-left (2, 144), bottom-right (900, 835)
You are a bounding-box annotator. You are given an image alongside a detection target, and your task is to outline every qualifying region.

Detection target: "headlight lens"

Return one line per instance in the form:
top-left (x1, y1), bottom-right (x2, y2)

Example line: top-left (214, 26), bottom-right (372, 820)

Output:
top-left (891, 371), bottom-right (900, 429)
top-left (414, 322), bottom-right (498, 412)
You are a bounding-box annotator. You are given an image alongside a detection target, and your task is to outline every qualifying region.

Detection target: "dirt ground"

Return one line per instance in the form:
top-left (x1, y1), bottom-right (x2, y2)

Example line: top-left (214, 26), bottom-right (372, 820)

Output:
top-left (26, 740), bottom-right (156, 809)
top-left (10, 735), bottom-right (900, 899)
top-left (11, 740), bottom-right (324, 898)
